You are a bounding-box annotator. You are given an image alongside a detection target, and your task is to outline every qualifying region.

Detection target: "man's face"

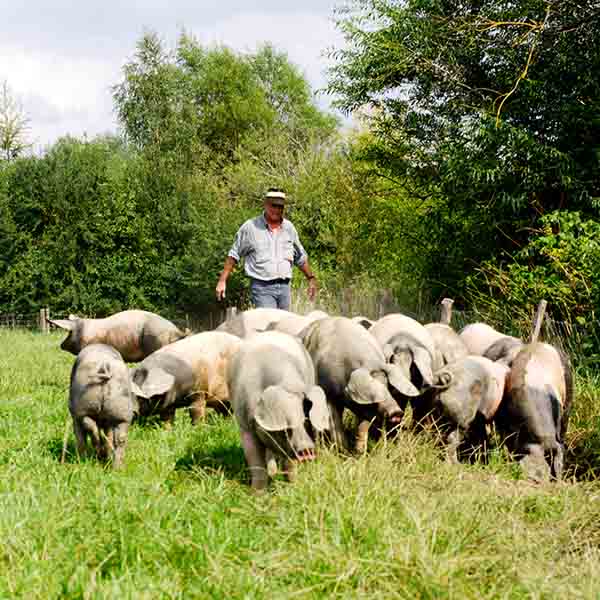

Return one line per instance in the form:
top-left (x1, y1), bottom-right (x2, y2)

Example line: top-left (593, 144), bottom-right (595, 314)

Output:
top-left (264, 200), bottom-right (285, 222)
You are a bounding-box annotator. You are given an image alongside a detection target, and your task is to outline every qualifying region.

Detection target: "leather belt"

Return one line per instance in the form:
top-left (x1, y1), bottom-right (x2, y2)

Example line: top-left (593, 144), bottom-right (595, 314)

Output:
top-left (254, 278), bottom-right (290, 284)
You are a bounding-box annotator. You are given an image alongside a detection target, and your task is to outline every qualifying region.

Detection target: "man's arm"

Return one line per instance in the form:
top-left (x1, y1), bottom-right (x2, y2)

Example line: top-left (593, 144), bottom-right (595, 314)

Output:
top-left (291, 225), bottom-right (317, 301)
top-left (298, 259), bottom-right (317, 301)
top-left (216, 224), bottom-right (247, 301)
top-left (216, 256), bottom-right (237, 301)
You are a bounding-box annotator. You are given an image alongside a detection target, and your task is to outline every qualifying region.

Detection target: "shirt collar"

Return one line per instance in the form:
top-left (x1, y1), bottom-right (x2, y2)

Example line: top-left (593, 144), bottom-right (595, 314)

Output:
top-left (261, 211), bottom-right (284, 229)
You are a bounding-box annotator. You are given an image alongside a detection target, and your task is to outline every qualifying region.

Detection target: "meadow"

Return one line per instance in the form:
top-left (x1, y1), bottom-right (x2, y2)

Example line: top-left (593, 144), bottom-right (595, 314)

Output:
top-left (2, 329), bottom-right (600, 599)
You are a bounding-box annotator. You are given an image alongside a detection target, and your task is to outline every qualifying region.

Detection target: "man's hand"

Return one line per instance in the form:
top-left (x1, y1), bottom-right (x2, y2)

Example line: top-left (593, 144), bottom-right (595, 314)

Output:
top-left (307, 277), bottom-right (317, 301)
top-left (216, 279), bottom-right (227, 301)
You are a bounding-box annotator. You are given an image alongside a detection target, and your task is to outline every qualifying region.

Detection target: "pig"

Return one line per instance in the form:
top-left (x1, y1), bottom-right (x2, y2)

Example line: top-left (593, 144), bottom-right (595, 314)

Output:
top-left (300, 317), bottom-right (419, 452)
top-left (216, 308), bottom-right (295, 338)
top-left (431, 355), bottom-right (509, 463)
top-left (494, 342), bottom-right (573, 481)
top-left (68, 344), bottom-right (140, 468)
top-left (131, 331), bottom-right (242, 425)
top-left (459, 322), bottom-right (521, 357)
top-left (228, 331), bottom-right (330, 491)
top-left (48, 310), bottom-right (188, 362)
top-left (267, 311), bottom-right (328, 337)
top-left (424, 323), bottom-right (469, 367)
top-left (369, 313), bottom-right (443, 426)
top-left (370, 313), bottom-right (441, 387)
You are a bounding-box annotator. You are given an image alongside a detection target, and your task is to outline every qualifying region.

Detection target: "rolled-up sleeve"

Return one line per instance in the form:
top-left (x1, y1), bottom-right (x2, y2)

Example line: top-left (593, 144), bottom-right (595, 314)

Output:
top-left (228, 224), bottom-right (248, 261)
top-left (291, 225), bottom-right (308, 267)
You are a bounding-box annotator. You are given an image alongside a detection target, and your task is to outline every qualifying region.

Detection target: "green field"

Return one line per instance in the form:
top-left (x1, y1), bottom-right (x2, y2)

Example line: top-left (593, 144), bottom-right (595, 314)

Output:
top-left (2, 330), bottom-right (600, 599)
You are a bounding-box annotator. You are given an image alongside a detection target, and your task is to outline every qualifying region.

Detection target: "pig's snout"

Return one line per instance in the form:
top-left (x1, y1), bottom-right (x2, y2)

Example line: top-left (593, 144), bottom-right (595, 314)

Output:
top-left (295, 447), bottom-right (315, 462)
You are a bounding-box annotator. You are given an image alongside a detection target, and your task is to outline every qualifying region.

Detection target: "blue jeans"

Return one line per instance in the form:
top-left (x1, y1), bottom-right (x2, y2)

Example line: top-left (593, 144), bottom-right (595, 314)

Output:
top-left (250, 278), bottom-right (291, 310)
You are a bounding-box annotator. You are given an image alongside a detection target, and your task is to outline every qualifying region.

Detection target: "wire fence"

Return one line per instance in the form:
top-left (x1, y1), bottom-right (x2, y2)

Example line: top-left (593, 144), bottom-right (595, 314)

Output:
top-left (1, 293), bottom-right (598, 368)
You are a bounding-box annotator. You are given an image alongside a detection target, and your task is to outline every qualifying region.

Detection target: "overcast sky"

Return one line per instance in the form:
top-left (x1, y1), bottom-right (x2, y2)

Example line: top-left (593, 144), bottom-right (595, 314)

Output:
top-left (2, 1), bottom-right (347, 152)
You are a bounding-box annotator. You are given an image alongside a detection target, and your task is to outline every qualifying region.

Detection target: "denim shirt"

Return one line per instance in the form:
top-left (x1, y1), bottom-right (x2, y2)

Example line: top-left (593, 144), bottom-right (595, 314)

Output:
top-left (228, 214), bottom-right (308, 281)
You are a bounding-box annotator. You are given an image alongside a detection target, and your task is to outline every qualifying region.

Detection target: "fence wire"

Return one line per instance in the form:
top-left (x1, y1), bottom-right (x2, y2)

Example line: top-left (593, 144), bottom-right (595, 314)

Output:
top-left (2, 294), bottom-right (598, 369)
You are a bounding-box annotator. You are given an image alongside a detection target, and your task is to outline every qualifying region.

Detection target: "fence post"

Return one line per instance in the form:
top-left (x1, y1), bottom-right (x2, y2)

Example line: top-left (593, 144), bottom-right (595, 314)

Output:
top-left (440, 298), bottom-right (454, 325)
top-left (530, 300), bottom-right (547, 344)
top-left (226, 307), bottom-right (238, 321)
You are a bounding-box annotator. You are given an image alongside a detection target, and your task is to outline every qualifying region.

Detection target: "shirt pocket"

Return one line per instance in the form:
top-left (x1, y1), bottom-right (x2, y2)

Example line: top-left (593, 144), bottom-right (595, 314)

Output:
top-left (254, 235), bottom-right (272, 264)
top-left (282, 238), bottom-right (294, 263)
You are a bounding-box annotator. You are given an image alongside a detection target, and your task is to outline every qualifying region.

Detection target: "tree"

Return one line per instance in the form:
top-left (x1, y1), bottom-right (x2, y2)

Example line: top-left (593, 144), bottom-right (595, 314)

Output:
top-left (113, 32), bottom-right (337, 165)
top-left (328, 0), bottom-right (600, 313)
top-left (330, 0), bottom-right (600, 214)
top-left (0, 81), bottom-right (31, 161)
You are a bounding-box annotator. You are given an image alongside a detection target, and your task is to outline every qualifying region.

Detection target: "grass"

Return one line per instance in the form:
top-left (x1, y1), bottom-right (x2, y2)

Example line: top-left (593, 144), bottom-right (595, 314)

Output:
top-left (2, 330), bottom-right (600, 598)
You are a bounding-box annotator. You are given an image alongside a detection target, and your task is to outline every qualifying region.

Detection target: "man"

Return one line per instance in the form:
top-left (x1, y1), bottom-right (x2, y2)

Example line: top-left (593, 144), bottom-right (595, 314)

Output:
top-left (215, 188), bottom-right (317, 310)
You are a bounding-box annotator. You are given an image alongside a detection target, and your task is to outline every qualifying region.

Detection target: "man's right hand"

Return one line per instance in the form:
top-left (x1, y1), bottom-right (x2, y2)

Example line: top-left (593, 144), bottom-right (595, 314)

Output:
top-left (216, 280), bottom-right (227, 301)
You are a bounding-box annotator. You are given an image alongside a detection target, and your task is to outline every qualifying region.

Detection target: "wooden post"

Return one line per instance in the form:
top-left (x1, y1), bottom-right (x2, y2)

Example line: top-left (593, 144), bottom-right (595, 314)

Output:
top-left (440, 298), bottom-right (454, 325)
top-left (44, 307), bottom-right (50, 333)
top-left (530, 300), bottom-right (547, 344)
top-left (39, 308), bottom-right (45, 332)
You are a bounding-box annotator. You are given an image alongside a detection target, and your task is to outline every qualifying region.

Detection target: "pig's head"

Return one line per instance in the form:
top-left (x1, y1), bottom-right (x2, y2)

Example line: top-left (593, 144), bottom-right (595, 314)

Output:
top-left (383, 336), bottom-right (434, 389)
top-left (345, 367), bottom-right (418, 425)
top-left (254, 385), bottom-right (330, 462)
top-left (130, 365), bottom-right (177, 417)
top-left (48, 317), bottom-right (83, 355)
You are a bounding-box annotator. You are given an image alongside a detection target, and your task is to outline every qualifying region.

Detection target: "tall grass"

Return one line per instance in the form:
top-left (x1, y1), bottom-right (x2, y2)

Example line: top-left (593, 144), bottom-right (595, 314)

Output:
top-left (2, 329), bottom-right (600, 598)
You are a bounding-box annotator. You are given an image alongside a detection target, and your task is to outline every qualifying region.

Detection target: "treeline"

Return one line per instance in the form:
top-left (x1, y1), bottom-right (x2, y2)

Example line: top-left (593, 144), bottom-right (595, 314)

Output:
top-left (329, 0), bottom-right (600, 330)
top-left (0, 34), bottom-right (381, 317)
top-left (1, 2), bottom-right (600, 337)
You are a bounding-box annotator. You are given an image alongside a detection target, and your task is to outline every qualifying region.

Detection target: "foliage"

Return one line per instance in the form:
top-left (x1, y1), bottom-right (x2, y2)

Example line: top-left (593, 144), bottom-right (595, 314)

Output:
top-left (113, 32), bottom-right (337, 165)
top-left (0, 134), bottom-right (257, 316)
top-left (467, 210), bottom-right (600, 322)
top-left (330, 0), bottom-right (600, 212)
top-left (0, 32), bottom-right (346, 318)
top-left (329, 0), bottom-right (600, 310)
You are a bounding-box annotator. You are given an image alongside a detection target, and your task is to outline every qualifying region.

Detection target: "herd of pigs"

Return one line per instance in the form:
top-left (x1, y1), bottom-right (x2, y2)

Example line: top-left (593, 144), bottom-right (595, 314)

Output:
top-left (48, 306), bottom-right (572, 490)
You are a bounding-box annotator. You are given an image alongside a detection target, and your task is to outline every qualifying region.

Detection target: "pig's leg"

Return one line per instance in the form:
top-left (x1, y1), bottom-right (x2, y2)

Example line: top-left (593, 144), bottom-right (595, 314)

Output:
top-left (551, 443), bottom-right (564, 481)
top-left (328, 400), bottom-right (347, 450)
top-left (284, 459), bottom-right (297, 483)
top-left (72, 417), bottom-right (88, 458)
top-left (189, 396), bottom-right (206, 425)
top-left (520, 443), bottom-right (549, 483)
top-left (446, 427), bottom-right (463, 464)
top-left (112, 422), bottom-right (129, 470)
top-left (81, 416), bottom-right (102, 460)
top-left (265, 449), bottom-right (278, 477)
top-left (241, 430), bottom-right (268, 491)
top-left (355, 419), bottom-right (371, 454)
top-left (161, 406), bottom-right (176, 429)
top-left (100, 427), bottom-right (114, 461)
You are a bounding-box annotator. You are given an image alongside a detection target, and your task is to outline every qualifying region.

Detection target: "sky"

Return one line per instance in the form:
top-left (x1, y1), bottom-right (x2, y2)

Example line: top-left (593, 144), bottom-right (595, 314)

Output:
top-left (1, 1), bottom-right (348, 152)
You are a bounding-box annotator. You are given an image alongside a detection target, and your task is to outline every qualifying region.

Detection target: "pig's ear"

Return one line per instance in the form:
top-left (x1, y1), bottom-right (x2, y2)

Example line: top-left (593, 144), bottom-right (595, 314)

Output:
top-left (479, 363), bottom-right (508, 420)
top-left (130, 381), bottom-right (145, 399)
top-left (255, 386), bottom-right (303, 432)
top-left (305, 386), bottom-right (330, 432)
top-left (133, 368), bottom-right (175, 399)
top-left (68, 314), bottom-right (81, 320)
top-left (383, 364), bottom-right (420, 397)
top-left (47, 318), bottom-right (76, 331)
